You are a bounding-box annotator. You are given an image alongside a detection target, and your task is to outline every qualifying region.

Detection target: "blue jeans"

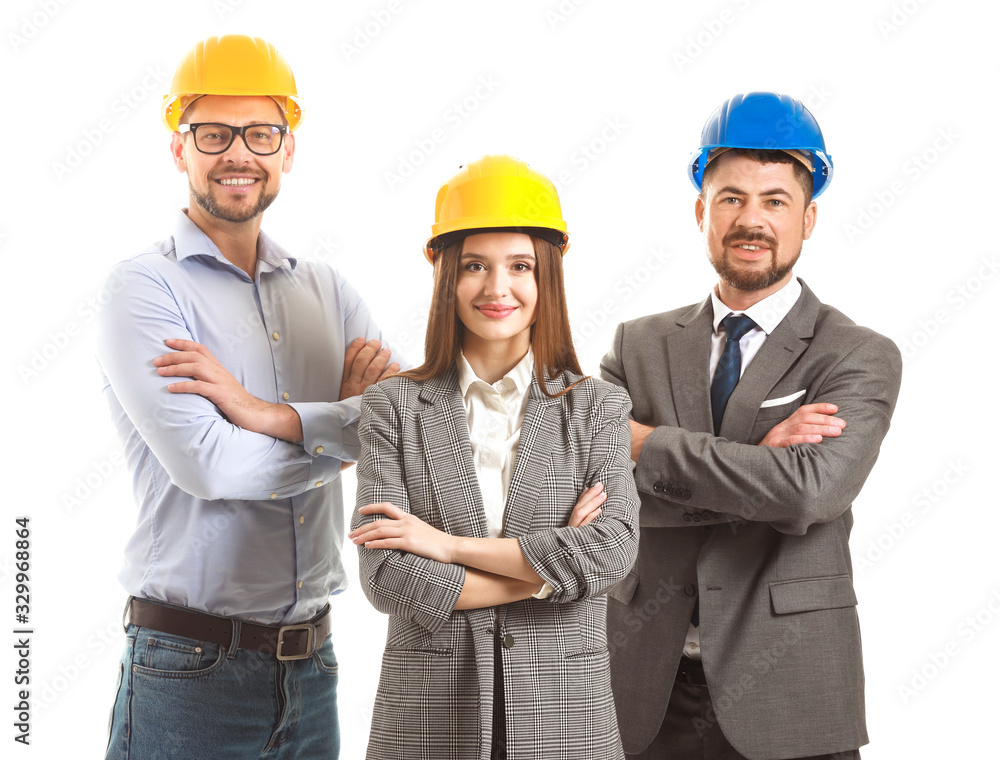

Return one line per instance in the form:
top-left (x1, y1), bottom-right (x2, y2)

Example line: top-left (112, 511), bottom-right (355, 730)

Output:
top-left (105, 623), bottom-right (339, 760)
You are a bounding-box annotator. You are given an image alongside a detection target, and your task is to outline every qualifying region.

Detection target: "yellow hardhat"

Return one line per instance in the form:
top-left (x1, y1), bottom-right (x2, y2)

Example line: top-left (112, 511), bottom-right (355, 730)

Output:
top-left (424, 155), bottom-right (569, 263)
top-left (161, 35), bottom-right (303, 132)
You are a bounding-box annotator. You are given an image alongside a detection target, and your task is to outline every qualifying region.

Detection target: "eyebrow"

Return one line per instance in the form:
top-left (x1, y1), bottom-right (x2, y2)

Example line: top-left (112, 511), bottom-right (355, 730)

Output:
top-left (460, 252), bottom-right (536, 260)
top-left (717, 185), bottom-right (794, 199)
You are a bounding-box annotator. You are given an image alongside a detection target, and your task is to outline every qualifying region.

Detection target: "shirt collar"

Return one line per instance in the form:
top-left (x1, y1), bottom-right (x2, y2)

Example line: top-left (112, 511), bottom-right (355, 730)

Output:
top-left (710, 277), bottom-right (802, 336)
top-left (457, 348), bottom-right (534, 398)
top-left (173, 210), bottom-right (296, 273)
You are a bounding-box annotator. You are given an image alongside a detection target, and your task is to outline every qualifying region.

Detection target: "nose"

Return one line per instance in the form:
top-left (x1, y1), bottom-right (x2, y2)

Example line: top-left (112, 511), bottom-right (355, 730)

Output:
top-left (483, 266), bottom-right (509, 297)
top-left (221, 131), bottom-right (254, 163)
top-left (734, 201), bottom-right (765, 229)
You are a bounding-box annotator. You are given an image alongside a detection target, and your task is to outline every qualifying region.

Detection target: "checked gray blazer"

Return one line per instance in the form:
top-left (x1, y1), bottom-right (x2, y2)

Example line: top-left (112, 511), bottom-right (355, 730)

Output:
top-left (601, 280), bottom-right (902, 759)
top-left (353, 368), bottom-right (639, 760)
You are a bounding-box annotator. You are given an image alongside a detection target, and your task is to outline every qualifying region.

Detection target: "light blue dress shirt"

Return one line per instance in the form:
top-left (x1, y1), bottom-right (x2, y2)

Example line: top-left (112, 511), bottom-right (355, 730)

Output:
top-left (97, 211), bottom-right (391, 625)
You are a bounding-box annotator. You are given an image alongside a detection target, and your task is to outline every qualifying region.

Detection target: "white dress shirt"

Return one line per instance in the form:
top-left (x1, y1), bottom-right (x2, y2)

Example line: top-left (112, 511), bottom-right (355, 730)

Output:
top-left (685, 277), bottom-right (803, 660)
top-left (455, 349), bottom-right (534, 538)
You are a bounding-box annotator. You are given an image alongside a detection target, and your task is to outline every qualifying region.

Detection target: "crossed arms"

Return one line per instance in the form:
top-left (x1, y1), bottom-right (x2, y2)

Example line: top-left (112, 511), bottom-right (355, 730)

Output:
top-left (351, 381), bottom-right (640, 632)
top-left (602, 322), bottom-right (903, 536)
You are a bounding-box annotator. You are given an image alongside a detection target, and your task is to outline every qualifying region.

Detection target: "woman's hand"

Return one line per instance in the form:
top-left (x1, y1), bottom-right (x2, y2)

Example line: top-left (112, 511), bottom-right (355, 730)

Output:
top-left (351, 503), bottom-right (456, 564)
top-left (568, 483), bottom-right (606, 528)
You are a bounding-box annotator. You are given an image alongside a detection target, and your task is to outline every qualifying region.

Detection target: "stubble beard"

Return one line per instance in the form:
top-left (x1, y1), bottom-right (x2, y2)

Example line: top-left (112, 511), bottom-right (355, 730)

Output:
top-left (712, 229), bottom-right (800, 293)
top-left (190, 178), bottom-right (279, 224)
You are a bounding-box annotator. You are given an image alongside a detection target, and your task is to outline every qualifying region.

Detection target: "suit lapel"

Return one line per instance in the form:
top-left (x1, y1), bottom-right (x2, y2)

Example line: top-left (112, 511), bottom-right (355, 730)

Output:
top-left (666, 299), bottom-right (715, 434)
top-left (719, 280), bottom-right (820, 442)
top-left (501, 374), bottom-right (565, 538)
top-left (415, 370), bottom-right (490, 539)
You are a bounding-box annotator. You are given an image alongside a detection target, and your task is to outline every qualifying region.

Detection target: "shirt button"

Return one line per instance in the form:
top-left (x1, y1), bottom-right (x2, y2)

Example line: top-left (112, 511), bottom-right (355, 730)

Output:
top-left (270, 493), bottom-right (278, 499)
top-left (503, 634), bottom-right (515, 649)
top-left (315, 481), bottom-right (323, 487)
top-left (272, 332), bottom-right (280, 340)
top-left (299, 516), bottom-right (305, 524)
top-left (315, 446), bottom-right (324, 454)
top-left (297, 580), bottom-right (303, 589)
top-left (282, 392), bottom-right (290, 400)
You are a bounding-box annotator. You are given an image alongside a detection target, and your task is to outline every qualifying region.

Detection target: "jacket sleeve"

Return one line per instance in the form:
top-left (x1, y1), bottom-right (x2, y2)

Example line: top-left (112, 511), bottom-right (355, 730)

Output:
top-left (517, 383), bottom-right (640, 603)
top-left (352, 381), bottom-right (465, 633)
top-left (602, 321), bottom-right (902, 536)
top-left (96, 261), bottom-right (342, 501)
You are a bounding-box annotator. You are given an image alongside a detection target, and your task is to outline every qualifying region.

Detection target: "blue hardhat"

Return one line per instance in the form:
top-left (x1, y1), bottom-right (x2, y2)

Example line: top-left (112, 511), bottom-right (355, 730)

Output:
top-left (688, 92), bottom-right (833, 199)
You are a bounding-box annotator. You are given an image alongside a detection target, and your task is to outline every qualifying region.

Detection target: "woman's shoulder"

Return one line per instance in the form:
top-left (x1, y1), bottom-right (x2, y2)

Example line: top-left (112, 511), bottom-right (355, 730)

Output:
top-left (362, 370), bottom-right (458, 406)
top-left (549, 372), bottom-right (631, 413)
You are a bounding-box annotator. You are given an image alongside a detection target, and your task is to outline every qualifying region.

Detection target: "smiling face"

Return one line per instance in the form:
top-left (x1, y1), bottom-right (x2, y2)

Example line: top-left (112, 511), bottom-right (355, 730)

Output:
top-left (170, 95), bottom-right (294, 227)
top-left (696, 151), bottom-right (817, 307)
top-left (455, 231), bottom-right (538, 362)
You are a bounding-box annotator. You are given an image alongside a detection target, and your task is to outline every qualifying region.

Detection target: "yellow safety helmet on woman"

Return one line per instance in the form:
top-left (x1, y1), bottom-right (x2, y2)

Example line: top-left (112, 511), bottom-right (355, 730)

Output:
top-left (161, 35), bottom-right (304, 132)
top-left (424, 155), bottom-right (569, 262)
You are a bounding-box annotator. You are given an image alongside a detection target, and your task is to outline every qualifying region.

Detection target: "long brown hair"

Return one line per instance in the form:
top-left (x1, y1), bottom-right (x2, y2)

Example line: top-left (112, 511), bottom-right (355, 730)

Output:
top-left (401, 233), bottom-right (585, 397)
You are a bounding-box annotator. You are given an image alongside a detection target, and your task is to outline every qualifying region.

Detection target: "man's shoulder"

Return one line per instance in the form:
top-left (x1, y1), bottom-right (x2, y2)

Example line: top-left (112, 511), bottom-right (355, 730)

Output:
top-left (619, 300), bottom-right (706, 337)
top-left (811, 298), bottom-right (899, 357)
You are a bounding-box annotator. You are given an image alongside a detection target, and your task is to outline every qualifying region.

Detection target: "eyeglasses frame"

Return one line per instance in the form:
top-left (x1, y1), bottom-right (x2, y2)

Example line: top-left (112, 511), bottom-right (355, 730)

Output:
top-left (177, 122), bottom-right (289, 156)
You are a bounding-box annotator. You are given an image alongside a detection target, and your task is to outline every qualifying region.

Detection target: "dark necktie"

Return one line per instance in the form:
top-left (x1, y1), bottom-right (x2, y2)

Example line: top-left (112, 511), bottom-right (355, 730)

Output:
top-left (711, 314), bottom-right (757, 437)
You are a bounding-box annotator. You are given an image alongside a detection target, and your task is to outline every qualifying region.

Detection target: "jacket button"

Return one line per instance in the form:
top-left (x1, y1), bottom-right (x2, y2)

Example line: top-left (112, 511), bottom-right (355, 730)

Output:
top-left (503, 634), bottom-right (515, 649)
top-left (684, 584), bottom-right (696, 597)
top-left (682, 490), bottom-right (692, 500)
top-left (682, 514), bottom-right (692, 522)
top-left (692, 514), bottom-right (702, 523)
top-left (653, 481), bottom-right (664, 492)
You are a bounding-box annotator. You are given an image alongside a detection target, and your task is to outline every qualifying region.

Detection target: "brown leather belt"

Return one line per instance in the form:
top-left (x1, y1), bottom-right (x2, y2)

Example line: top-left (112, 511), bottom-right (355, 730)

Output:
top-left (128, 597), bottom-right (331, 661)
top-left (676, 655), bottom-right (707, 685)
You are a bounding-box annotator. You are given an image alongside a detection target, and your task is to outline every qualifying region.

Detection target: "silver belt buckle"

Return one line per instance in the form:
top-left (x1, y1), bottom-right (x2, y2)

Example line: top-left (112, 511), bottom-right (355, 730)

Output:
top-left (275, 623), bottom-right (314, 661)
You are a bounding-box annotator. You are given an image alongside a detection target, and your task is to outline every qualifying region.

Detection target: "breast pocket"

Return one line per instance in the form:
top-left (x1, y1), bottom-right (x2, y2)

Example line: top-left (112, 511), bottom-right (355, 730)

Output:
top-left (755, 389), bottom-right (808, 422)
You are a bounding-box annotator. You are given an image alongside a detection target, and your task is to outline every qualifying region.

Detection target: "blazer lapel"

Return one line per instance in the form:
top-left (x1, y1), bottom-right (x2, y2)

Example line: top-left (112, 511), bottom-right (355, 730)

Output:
top-left (719, 280), bottom-right (820, 442)
top-left (666, 298), bottom-right (715, 434)
top-left (501, 374), bottom-right (565, 539)
top-left (415, 370), bottom-right (490, 539)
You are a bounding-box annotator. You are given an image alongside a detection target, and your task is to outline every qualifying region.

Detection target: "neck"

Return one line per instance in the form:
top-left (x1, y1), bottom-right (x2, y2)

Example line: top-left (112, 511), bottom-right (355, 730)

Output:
top-left (185, 204), bottom-right (263, 278)
top-left (716, 272), bottom-right (794, 312)
top-left (462, 335), bottom-right (530, 384)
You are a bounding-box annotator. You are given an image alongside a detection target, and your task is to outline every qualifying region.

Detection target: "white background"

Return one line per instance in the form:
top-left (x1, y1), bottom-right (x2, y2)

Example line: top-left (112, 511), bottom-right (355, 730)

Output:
top-left (2, 0), bottom-right (995, 757)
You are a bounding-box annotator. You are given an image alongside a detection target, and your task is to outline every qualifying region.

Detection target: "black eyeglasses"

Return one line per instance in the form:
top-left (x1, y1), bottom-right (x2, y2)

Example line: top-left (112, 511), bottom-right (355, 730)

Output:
top-left (178, 123), bottom-right (289, 156)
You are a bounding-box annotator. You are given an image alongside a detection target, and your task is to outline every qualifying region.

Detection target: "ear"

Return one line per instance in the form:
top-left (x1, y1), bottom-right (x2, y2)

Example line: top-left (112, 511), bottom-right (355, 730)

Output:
top-left (802, 200), bottom-right (817, 240)
top-left (695, 194), bottom-right (706, 232)
top-left (170, 131), bottom-right (187, 174)
top-left (280, 131), bottom-right (295, 175)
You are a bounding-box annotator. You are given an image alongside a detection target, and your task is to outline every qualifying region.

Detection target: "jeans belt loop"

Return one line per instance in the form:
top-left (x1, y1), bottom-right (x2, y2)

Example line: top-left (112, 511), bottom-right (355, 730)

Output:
top-left (227, 618), bottom-right (241, 660)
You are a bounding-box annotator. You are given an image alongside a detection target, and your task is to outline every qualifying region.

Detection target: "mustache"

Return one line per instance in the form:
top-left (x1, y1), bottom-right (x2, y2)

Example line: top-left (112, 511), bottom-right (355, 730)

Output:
top-left (209, 169), bottom-right (267, 181)
top-left (722, 228), bottom-right (778, 250)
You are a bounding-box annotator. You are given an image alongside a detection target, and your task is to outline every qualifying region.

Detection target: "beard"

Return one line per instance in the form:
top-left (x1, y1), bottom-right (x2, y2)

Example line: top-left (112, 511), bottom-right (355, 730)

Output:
top-left (711, 227), bottom-right (800, 292)
top-left (189, 175), bottom-right (278, 224)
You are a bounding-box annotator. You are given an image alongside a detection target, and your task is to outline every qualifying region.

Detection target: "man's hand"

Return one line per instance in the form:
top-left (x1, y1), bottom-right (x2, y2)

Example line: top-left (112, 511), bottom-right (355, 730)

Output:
top-left (155, 338), bottom-right (303, 442)
top-left (629, 420), bottom-right (655, 463)
top-left (568, 483), bottom-right (607, 527)
top-left (351, 502), bottom-right (455, 564)
top-left (758, 403), bottom-right (845, 448)
top-left (341, 337), bottom-right (400, 400)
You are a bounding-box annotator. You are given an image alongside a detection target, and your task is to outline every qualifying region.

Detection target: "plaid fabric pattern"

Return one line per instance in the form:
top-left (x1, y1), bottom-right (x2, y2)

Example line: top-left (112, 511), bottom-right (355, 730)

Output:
top-left (354, 369), bottom-right (639, 759)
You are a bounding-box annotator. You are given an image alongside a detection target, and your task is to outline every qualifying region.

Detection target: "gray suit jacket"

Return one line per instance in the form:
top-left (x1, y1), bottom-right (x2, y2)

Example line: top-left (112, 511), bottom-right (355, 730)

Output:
top-left (600, 280), bottom-right (902, 759)
top-left (353, 368), bottom-right (640, 760)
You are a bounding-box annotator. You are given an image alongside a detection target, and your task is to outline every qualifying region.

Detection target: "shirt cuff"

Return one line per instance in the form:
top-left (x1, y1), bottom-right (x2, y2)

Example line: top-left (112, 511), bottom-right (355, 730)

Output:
top-left (290, 398), bottom-right (362, 462)
top-left (531, 581), bottom-right (555, 600)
